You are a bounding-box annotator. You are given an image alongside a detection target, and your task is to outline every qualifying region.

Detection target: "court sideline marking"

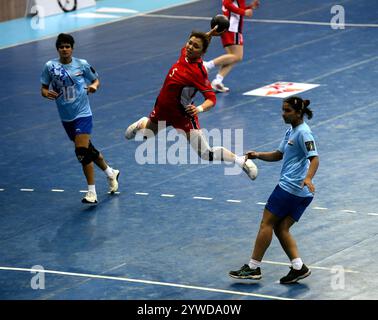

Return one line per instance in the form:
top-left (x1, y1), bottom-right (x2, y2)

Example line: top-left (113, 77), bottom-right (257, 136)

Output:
top-left (0, 266), bottom-right (293, 300)
top-left (1, 188), bottom-right (377, 217)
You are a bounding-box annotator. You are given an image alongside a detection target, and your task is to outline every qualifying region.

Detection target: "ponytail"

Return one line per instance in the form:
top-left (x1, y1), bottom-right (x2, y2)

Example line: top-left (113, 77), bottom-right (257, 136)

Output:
top-left (283, 96), bottom-right (313, 119)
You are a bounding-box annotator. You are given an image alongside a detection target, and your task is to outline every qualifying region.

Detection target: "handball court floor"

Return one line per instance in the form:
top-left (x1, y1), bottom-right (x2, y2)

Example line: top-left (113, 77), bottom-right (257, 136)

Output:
top-left (0, 0), bottom-right (378, 300)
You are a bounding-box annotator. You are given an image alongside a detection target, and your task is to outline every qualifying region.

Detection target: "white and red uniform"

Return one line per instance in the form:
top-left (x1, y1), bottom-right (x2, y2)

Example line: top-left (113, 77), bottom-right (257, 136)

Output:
top-left (221, 0), bottom-right (253, 47)
top-left (149, 47), bottom-right (216, 133)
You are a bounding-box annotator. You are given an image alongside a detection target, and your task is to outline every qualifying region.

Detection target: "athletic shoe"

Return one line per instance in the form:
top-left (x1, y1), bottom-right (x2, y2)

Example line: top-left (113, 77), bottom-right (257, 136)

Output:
top-left (125, 117), bottom-right (148, 140)
top-left (280, 265), bottom-right (311, 284)
top-left (229, 264), bottom-right (262, 280)
top-left (243, 159), bottom-right (258, 180)
top-left (82, 191), bottom-right (98, 204)
top-left (108, 169), bottom-right (120, 194)
top-left (211, 80), bottom-right (230, 93)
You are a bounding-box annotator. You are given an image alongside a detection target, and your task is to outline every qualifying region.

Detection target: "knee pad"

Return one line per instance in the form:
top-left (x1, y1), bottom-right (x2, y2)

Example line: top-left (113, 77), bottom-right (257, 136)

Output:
top-left (75, 142), bottom-right (99, 165)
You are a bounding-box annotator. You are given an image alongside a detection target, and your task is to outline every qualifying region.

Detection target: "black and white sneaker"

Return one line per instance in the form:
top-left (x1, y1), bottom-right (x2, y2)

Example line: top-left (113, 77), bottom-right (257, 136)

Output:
top-left (229, 264), bottom-right (262, 280)
top-left (280, 264), bottom-right (311, 284)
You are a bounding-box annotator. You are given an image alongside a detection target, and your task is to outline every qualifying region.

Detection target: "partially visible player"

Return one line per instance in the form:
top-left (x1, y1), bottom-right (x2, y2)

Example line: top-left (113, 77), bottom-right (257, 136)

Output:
top-left (204, 0), bottom-right (260, 93)
top-left (125, 29), bottom-right (258, 180)
top-left (41, 33), bottom-right (120, 204)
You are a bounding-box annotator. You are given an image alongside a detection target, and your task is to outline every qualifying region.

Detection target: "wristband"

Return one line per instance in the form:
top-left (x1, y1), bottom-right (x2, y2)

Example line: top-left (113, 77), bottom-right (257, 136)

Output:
top-left (196, 105), bottom-right (204, 113)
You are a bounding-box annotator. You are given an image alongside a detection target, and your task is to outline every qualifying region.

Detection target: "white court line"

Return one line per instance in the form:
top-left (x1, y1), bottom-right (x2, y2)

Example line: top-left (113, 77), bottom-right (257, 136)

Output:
top-left (367, 213), bottom-right (378, 216)
top-left (20, 189), bottom-right (34, 192)
top-left (262, 260), bottom-right (359, 274)
top-left (0, 266), bottom-right (292, 300)
top-left (79, 190), bottom-right (88, 193)
top-left (135, 192), bottom-right (149, 196)
top-left (312, 207), bottom-right (328, 210)
top-left (256, 202), bottom-right (266, 205)
top-left (193, 196), bottom-right (213, 201)
top-left (144, 14), bottom-right (378, 28)
top-left (341, 210), bottom-right (357, 213)
top-left (96, 7), bottom-right (139, 14)
top-left (51, 189), bottom-right (64, 192)
top-left (161, 194), bottom-right (175, 198)
top-left (71, 13), bottom-right (121, 19)
top-left (227, 199), bottom-right (242, 203)
top-left (0, 189), bottom-right (4, 191)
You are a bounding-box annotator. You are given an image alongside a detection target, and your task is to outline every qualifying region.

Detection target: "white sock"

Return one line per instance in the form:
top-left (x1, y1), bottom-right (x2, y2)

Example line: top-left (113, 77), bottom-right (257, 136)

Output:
top-left (213, 74), bottom-right (224, 84)
top-left (204, 60), bottom-right (215, 70)
top-left (291, 258), bottom-right (303, 270)
top-left (104, 166), bottom-right (114, 178)
top-left (234, 155), bottom-right (246, 167)
top-left (88, 184), bottom-right (96, 194)
top-left (248, 259), bottom-right (261, 270)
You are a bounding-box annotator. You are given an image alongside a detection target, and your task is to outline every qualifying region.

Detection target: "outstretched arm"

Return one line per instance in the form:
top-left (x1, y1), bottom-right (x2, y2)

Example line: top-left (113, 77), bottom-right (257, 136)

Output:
top-left (245, 150), bottom-right (283, 162)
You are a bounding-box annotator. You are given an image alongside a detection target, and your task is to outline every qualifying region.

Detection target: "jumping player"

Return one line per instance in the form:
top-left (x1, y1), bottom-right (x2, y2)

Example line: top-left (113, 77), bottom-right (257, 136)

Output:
top-left (125, 29), bottom-right (258, 180)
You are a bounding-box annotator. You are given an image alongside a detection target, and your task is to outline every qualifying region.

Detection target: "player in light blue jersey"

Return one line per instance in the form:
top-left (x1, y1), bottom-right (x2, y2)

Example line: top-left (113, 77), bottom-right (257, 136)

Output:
top-left (41, 33), bottom-right (120, 204)
top-left (229, 96), bottom-right (319, 284)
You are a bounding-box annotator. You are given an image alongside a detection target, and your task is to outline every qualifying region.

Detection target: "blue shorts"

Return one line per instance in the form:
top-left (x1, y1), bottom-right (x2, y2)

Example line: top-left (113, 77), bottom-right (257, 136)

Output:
top-left (265, 185), bottom-right (313, 222)
top-left (62, 116), bottom-right (93, 141)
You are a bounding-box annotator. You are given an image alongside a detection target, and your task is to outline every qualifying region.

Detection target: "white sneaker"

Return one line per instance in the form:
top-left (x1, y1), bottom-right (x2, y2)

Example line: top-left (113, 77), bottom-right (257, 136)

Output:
top-left (211, 80), bottom-right (230, 93)
top-left (82, 191), bottom-right (98, 204)
top-left (125, 117), bottom-right (148, 140)
top-left (243, 159), bottom-right (258, 180)
top-left (108, 169), bottom-right (120, 194)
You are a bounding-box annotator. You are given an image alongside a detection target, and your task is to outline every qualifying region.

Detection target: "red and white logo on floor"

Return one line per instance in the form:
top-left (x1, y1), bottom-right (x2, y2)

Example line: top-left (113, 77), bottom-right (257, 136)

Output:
top-left (243, 82), bottom-right (320, 98)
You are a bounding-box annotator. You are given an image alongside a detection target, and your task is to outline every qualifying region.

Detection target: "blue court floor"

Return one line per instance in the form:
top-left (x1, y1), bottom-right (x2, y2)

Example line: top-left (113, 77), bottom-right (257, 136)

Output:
top-left (0, 0), bottom-right (378, 300)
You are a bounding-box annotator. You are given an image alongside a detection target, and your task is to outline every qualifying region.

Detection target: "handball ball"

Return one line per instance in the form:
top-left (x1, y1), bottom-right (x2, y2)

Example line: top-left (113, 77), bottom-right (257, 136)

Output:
top-left (210, 14), bottom-right (230, 33)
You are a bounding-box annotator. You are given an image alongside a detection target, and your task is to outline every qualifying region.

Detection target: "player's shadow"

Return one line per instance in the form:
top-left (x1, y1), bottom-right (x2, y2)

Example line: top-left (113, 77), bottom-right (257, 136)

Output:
top-left (38, 196), bottom-right (120, 266)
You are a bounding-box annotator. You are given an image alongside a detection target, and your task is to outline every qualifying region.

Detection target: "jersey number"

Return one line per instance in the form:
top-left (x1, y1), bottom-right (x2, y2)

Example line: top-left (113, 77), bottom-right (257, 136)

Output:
top-left (169, 68), bottom-right (178, 78)
top-left (62, 86), bottom-right (75, 101)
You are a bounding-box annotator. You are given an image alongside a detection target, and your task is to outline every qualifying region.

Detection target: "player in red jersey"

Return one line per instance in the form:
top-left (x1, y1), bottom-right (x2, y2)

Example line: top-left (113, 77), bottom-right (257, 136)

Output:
top-left (204, 0), bottom-right (260, 93)
top-left (125, 29), bottom-right (258, 180)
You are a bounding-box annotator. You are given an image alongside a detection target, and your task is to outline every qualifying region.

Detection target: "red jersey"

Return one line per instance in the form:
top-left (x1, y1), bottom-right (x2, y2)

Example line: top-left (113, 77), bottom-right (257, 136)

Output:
top-left (156, 47), bottom-right (215, 110)
top-left (222, 0), bottom-right (252, 33)
top-left (150, 47), bottom-right (216, 132)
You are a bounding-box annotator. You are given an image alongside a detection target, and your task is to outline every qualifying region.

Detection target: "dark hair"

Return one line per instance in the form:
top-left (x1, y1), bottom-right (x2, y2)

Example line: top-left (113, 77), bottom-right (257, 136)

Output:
top-left (189, 31), bottom-right (211, 54)
top-left (56, 33), bottom-right (75, 50)
top-left (283, 96), bottom-right (313, 119)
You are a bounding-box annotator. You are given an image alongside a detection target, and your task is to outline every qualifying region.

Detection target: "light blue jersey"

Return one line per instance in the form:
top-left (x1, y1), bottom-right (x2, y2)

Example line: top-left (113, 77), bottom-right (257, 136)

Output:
top-left (41, 57), bottom-right (98, 121)
top-left (277, 122), bottom-right (318, 197)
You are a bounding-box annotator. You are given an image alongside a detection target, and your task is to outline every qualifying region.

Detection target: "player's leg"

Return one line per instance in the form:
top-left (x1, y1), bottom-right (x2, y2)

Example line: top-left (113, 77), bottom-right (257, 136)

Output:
top-left (74, 133), bottom-right (98, 204)
top-left (274, 216), bottom-right (299, 260)
top-left (186, 129), bottom-right (257, 180)
top-left (229, 208), bottom-right (279, 280)
top-left (89, 144), bottom-right (120, 194)
top-left (274, 196), bottom-right (313, 284)
top-left (211, 45), bottom-right (243, 93)
top-left (125, 115), bottom-right (163, 140)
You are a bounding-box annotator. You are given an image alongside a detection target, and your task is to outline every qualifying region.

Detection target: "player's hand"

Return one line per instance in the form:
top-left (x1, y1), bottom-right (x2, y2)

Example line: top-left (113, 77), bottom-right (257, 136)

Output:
top-left (87, 84), bottom-right (98, 94)
top-left (185, 104), bottom-right (198, 116)
top-left (43, 89), bottom-right (59, 100)
top-left (245, 9), bottom-right (253, 17)
top-left (302, 178), bottom-right (315, 194)
top-left (206, 26), bottom-right (224, 37)
top-left (245, 151), bottom-right (259, 159)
